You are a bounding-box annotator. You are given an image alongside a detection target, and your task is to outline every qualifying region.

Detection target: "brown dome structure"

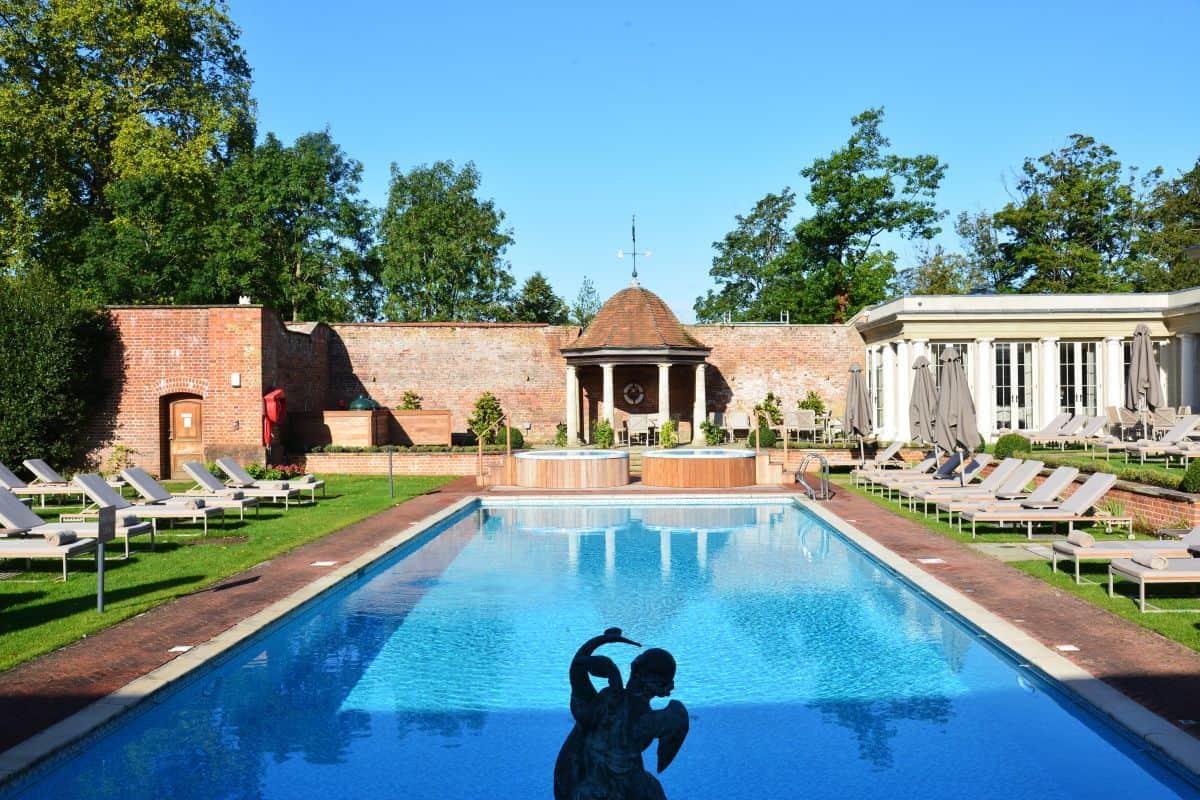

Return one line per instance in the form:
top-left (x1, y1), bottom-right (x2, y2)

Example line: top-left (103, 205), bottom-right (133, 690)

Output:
top-left (560, 283), bottom-right (710, 445)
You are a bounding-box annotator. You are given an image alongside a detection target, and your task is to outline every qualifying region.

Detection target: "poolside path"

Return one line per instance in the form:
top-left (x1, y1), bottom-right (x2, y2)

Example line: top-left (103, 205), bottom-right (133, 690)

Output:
top-left (0, 476), bottom-right (478, 754)
top-left (825, 488), bottom-right (1200, 738)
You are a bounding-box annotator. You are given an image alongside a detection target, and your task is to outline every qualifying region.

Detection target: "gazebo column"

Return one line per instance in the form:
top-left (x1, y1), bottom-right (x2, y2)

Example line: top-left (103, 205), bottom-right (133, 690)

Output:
top-left (565, 365), bottom-right (579, 445)
top-left (657, 363), bottom-right (671, 427)
top-left (692, 363), bottom-right (707, 443)
top-left (601, 363), bottom-right (615, 427)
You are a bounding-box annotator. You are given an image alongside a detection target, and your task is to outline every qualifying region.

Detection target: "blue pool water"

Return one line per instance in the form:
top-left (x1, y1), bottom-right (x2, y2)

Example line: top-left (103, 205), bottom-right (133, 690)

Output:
top-left (4, 500), bottom-right (1198, 799)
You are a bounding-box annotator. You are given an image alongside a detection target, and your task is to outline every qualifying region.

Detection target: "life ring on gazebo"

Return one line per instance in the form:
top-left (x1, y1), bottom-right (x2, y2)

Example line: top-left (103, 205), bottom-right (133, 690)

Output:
top-left (622, 382), bottom-right (645, 406)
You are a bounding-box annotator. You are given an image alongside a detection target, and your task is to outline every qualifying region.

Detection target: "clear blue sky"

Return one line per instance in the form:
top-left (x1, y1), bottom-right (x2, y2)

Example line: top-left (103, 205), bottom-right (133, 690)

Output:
top-left (231, 0), bottom-right (1200, 322)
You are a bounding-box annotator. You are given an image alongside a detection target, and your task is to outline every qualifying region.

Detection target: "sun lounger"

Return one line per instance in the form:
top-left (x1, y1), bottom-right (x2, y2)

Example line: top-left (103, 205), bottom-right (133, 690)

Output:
top-left (871, 453), bottom-right (962, 492)
top-left (1108, 555), bottom-right (1200, 612)
top-left (0, 535), bottom-right (97, 581)
top-left (1053, 527), bottom-right (1200, 583)
top-left (0, 486), bottom-right (152, 562)
top-left (1027, 412), bottom-right (1072, 443)
top-left (121, 467), bottom-right (260, 521)
top-left (182, 462), bottom-right (300, 509)
top-left (214, 457), bottom-right (324, 502)
top-left (0, 460), bottom-right (85, 507)
top-left (944, 466), bottom-right (1079, 531)
top-left (1120, 415), bottom-right (1200, 463)
top-left (877, 454), bottom-right (991, 498)
top-left (1045, 416), bottom-right (1108, 450)
top-left (74, 473), bottom-right (223, 536)
top-left (850, 442), bottom-right (906, 485)
top-left (900, 457), bottom-right (1021, 508)
top-left (1028, 414), bottom-right (1083, 447)
top-left (959, 471), bottom-right (1119, 539)
top-left (860, 456), bottom-right (935, 490)
top-left (915, 459), bottom-right (1044, 519)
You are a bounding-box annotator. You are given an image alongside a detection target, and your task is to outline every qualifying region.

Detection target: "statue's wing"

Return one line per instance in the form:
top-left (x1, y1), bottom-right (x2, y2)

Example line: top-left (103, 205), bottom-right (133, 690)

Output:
top-left (654, 700), bottom-right (690, 773)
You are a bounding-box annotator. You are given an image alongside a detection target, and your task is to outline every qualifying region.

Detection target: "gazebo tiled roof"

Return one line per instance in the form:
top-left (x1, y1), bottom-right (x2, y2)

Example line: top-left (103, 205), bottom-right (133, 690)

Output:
top-left (563, 285), bottom-right (708, 353)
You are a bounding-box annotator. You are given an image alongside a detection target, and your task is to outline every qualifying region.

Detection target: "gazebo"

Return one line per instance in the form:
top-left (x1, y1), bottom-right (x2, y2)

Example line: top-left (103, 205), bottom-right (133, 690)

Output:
top-left (561, 282), bottom-right (711, 444)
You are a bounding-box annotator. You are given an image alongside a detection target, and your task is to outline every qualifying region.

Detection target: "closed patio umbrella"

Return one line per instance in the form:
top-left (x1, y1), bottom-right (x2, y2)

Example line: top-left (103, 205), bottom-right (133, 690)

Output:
top-left (1125, 323), bottom-right (1163, 437)
top-left (933, 347), bottom-right (978, 486)
top-left (844, 364), bottom-right (872, 466)
top-left (909, 355), bottom-right (937, 447)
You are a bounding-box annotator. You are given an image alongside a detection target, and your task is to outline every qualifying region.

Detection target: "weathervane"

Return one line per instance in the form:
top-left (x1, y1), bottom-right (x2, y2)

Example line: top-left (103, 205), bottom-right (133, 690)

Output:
top-left (616, 215), bottom-right (651, 286)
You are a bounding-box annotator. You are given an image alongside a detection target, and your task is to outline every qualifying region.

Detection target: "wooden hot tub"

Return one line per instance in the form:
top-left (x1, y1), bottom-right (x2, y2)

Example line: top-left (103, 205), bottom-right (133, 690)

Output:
top-left (641, 449), bottom-right (757, 488)
top-left (514, 450), bottom-right (630, 489)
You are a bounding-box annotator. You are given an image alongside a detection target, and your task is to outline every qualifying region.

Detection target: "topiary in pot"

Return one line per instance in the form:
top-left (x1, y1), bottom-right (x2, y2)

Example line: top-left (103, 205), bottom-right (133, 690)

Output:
top-left (1179, 460), bottom-right (1200, 494)
top-left (993, 433), bottom-right (1031, 460)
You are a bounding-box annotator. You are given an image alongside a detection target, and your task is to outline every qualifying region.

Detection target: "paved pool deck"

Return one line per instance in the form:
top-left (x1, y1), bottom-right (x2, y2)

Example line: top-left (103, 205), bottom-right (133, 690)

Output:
top-left (3, 477), bottom-right (1200, 775)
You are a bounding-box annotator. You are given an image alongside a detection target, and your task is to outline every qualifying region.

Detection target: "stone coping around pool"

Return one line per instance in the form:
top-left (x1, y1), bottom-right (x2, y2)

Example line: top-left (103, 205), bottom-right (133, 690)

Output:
top-left (5, 486), bottom-right (1200, 786)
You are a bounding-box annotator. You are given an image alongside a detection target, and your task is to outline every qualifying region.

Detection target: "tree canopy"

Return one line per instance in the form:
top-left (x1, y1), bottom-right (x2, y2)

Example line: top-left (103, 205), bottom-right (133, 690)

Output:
top-left (571, 277), bottom-right (602, 328)
top-left (377, 161), bottom-right (515, 321)
top-left (513, 271), bottom-right (568, 323)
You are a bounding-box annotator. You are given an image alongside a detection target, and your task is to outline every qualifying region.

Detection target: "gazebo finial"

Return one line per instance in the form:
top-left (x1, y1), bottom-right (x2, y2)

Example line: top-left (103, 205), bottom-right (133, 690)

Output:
top-left (616, 215), bottom-right (650, 286)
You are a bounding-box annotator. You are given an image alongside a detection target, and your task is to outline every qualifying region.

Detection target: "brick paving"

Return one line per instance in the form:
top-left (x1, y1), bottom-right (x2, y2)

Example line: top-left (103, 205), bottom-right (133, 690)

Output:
top-left (4, 477), bottom-right (1200, 759)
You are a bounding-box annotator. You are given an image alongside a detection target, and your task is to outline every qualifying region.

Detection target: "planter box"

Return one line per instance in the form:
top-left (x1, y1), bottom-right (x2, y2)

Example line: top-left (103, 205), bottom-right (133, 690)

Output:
top-left (391, 409), bottom-right (452, 447)
top-left (319, 410), bottom-right (390, 448)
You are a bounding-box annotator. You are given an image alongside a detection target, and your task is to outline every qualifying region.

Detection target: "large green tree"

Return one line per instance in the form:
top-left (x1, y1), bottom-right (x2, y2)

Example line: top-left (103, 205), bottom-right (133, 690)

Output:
top-left (893, 244), bottom-right (983, 296)
top-left (992, 134), bottom-right (1153, 293)
top-left (0, 0), bottom-right (254, 291)
top-left (209, 131), bottom-right (378, 321)
top-left (1133, 158), bottom-right (1200, 291)
top-left (377, 160), bottom-right (515, 321)
top-left (512, 271), bottom-right (568, 323)
top-left (694, 189), bottom-right (796, 322)
top-left (792, 108), bottom-right (946, 322)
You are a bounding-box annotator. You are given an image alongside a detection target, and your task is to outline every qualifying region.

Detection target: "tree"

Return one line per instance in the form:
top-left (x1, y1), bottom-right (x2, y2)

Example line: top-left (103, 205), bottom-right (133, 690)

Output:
top-left (571, 276), bottom-right (602, 328)
top-left (0, 0), bottom-right (254, 289)
top-left (894, 244), bottom-right (982, 296)
top-left (209, 131), bottom-right (378, 321)
top-left (1133, 159), bottom-right (1200, 291)
top-left (377, 161), bottom-right (515, 321)
top-left (694, 190), bottom-right (795, 322)
top-left (791, 108), bottom-right (947, 322)
top-left (954, 210), bottom-right (1020, 292)
top-left (992, 134), bottom-right (1154, 293)
top-left (512, 271), bottom-right (568, 323)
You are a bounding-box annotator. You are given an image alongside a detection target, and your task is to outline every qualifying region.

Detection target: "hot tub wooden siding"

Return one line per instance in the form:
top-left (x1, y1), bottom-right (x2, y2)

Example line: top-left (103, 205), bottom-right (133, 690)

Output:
top-left (514, 455), bottom-right (630, 489)
top-left (641, 454), bottom-right (757, 488)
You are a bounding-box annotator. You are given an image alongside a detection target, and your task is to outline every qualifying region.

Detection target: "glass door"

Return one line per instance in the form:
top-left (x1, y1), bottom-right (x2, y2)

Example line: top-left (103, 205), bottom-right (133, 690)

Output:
top-left (994, 342), bottom-right (1034, 431)
top-left (1059, 341), bottom-right (1099, 416)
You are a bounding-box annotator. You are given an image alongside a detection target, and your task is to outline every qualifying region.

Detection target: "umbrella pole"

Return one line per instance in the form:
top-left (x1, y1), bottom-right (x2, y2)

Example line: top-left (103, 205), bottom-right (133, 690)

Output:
top-left (959, 448), bottom-right (966, 487)
top-left (860, 436), bottom-right (866, 469)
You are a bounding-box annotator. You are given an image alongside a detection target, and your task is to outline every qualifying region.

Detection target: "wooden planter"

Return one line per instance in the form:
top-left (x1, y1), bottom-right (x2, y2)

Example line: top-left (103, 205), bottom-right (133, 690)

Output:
top-left (391, 409), bottom-right (452, 447)
top-left (321, 410), bottom-right (390, 448)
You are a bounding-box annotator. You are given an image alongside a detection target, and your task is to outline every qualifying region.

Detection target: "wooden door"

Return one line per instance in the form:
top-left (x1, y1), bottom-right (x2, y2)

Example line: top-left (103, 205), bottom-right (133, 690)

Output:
top-left (169, 399), bottom-right (204, 478)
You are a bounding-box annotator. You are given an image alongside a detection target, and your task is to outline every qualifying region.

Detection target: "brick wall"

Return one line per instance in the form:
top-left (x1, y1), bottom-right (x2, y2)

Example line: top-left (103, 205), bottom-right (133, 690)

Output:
top-left (300, 451), bottom-right (500, 476)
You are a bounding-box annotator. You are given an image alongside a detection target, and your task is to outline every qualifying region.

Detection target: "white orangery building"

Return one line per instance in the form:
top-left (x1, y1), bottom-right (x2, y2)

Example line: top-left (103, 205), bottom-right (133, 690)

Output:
top-left (851, 287), bottom-right (1200, 443)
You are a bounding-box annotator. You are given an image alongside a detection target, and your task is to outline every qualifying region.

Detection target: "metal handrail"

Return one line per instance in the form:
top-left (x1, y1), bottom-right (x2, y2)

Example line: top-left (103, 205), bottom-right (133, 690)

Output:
top-left (797, 453), bottom-right (831, 500)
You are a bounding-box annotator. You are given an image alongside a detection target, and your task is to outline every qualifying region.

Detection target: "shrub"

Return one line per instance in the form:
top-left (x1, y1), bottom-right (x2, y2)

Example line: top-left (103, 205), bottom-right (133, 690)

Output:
top-left (205, 461), bottom-right (224, 479)
top-left (699, 419), bottom-right (724, 446)
top-left (503, 426), bottom-right (525, 450)
top-left (659, 419), bottom-right (677, 448)
top-left (0, 272), bottom-right (109, 470)
top-left (468, 392), bottom-right (505, 444)
top-left (1181, 460), bottom-right (1200, 494)
top-left (798, 391), bottom-right (826, 416)
top-left (398, 390), bottom-right (422, 410)
top-left (104, 444), bottom-right (138, 476)
top-left (555, 422), bottom-right (568, 447)
top-left (993, 433), bottom-right (1031, 460)
top-left (746, 423), bottom-right (777, 449)
top-left (753, 392), bottom-right (784, 426)
top-left (594, 418), bottom-right (615, 449)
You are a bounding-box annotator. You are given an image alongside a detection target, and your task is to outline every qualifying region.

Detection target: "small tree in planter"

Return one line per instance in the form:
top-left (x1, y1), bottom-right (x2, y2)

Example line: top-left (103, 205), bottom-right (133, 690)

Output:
top-left (469, 392), bottom-right (505, 444)
top-left (659, 419), bottom-right (677, 448)
top-left (700, 419), bottom-right (724, 445)
top-left (799, 391), bottom-right (825, 416)
top-left (593, 418), bottom-right (615, 449)
top-left (753, 392), bottom-right (784, 426)
top-left (555, 422), bottom-right (569, 447)
top-left (399, 390), bottom-right (422, 410)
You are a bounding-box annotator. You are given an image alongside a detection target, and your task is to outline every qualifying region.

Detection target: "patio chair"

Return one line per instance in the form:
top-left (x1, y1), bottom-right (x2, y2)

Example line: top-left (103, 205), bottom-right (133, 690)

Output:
top-left (0, 486), bottom-right (152, 563)
top-left (121, 467), bottom-right (260, 521)
top-left (1052, 527), bottom-right (1200, 584)
top-left (215, 457), bottom-right (324, 502)
top-left (626, 414), bottom-right (654, 447)
top-left (724, 412), bottom-right (752, 442)
top-left (74, 473), bottom-right (223, 537)
top-left (959, 471), bottom-right (1120, 539)
top-left (778, 409), bottom-right (818, 443)
top-left (182, 462), bottom-right (300, 509)
top-left (0, 460), bottom-right (85, 508)
top-left (1108, 554), bottom-right (1200, 612)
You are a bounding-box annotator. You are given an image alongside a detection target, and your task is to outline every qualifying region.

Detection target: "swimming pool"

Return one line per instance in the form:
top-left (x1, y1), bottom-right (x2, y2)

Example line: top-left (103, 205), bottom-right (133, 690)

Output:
top-left (3, 499), bottom-right (1198, 798)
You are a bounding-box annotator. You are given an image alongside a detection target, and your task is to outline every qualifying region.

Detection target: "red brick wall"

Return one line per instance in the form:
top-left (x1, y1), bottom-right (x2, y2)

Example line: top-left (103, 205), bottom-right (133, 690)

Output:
top-left (90, 307), bottom-right (276, 476)
top-left (300, 451), bottom-right (500, 476)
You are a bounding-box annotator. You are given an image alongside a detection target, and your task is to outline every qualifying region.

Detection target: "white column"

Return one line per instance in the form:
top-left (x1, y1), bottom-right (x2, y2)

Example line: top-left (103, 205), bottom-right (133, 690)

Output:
top-left (1039, 337), bottom-right (1059, 428)
top-left (880, 343), bottom-right (897, 439)
top-left (974, 338), bottom-right (994, 440)
top-left (1180, 334), bottom-right (1197, 410)
top-left (692, 363), bottom-right (707, 443)
top-left (657, 363), bottom-right (671, 427)
top-left (1104, 336), bottom-right (1123, 410)
top-left (565, 365), bottom-right (579, 445)
top-left (894, 339), bottom-right (911, 441)
top-left (601, 363), bottom-right (615, 426)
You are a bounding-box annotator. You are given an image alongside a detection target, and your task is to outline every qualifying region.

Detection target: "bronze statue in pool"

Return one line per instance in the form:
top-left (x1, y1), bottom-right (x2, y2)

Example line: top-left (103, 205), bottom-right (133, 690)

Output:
top-left (554, 628), bottom-right (689, 800)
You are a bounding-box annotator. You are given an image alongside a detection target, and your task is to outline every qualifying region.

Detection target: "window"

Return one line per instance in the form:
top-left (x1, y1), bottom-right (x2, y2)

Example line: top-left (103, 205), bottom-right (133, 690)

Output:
top-left (994, 342), bottom-right (1034, 430)
top-left (928, 342), bottom-right (972, 388)
top-left (872, 349), bottom-right (884, 432)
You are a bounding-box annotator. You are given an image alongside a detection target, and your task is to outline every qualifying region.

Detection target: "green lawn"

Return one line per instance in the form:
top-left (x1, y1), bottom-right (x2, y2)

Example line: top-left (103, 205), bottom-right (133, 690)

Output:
top-left (0, 474), bottom-right (457, 672)
top-left (833, 475), bottom-right (1200, 653)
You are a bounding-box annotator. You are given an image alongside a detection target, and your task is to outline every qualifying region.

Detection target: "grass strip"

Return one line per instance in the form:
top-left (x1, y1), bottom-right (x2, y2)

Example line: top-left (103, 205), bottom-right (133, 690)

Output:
top-left (0, 474), bottom-right (456, 672)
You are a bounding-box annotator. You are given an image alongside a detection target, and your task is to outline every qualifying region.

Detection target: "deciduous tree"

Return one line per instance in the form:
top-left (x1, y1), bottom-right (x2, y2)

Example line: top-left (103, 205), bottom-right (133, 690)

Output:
top-left (571, 276), bottom-right (602, 328)
top-left (1133, 159), bottom-right (1200, 291)
top-left (377, 161), bottom-right (514, 321)
top-left (894, 244), bottom-right (982, 296)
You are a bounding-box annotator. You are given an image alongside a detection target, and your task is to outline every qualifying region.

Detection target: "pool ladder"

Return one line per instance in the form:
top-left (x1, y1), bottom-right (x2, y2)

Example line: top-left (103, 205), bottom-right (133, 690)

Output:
top-left (796, 453), bottom-right (831, 501)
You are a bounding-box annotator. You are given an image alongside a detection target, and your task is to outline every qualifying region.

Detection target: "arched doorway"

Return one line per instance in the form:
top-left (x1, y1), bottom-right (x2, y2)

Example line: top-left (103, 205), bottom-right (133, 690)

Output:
top-left (160, 393), bottom-right (204, 478)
